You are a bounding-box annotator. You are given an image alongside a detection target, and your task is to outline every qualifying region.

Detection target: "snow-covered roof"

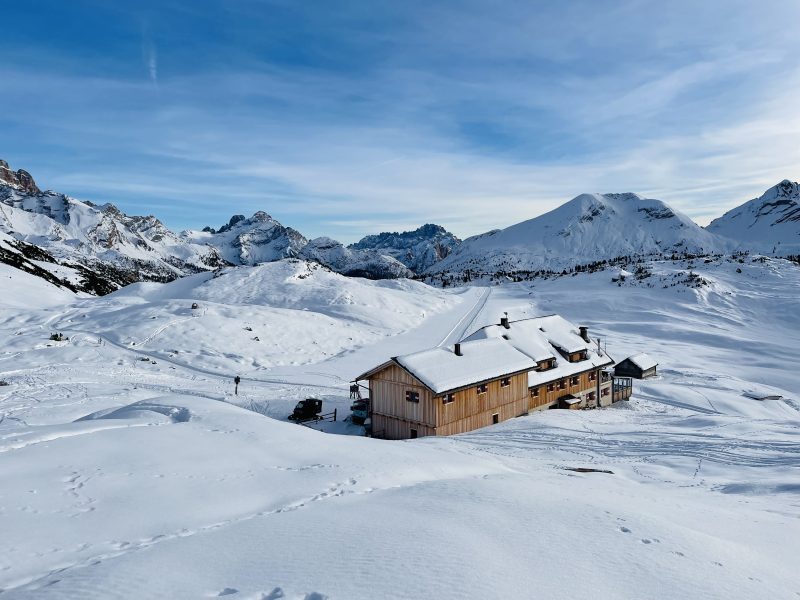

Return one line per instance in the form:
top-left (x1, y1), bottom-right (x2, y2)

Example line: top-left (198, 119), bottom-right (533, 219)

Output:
top-left (394, 338), bottom-right (537, 395)
top-left (381, 314), bottom-right (613, 394)
top-left (465, 315), bottom-right (595, 358)
top-left (626, 353), bottom-right (657, 371)
top-left (527, 347), bottom-right (612, 388)
top-left (463, 319), bottom-right (556, 362)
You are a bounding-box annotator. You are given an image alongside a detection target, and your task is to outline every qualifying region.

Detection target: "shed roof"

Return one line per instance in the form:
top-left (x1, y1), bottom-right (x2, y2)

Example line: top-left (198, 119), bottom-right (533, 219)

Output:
top-left (626, 353), bottom-right (658, 371)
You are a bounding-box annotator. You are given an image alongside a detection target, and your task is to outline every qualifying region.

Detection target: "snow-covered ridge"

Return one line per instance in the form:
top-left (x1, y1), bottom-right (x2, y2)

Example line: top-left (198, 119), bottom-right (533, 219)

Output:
top-left (429, 192), bottom-right (733, 275)
top-left (707, 179), bottom-right (800, 253)
top-left (0, 160), bottom-right (413, 287)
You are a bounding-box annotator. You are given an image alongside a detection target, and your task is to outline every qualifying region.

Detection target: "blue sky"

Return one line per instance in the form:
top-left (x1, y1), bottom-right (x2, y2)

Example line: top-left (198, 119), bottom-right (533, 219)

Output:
top-left (2, 0), bottom-right (799, 242)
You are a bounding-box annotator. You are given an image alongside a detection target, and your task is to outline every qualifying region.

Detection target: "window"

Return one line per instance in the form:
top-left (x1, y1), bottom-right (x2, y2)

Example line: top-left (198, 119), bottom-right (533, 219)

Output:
top-left (539, 359), bottom-right (555, 371)
top-left (476, 383), bottom-right (488, 394)
top-left (570, 376), bottom-right (579, 386)
top-left (602, 388), bottom-right (610, 396)
top-left (442, 393), bottom-right (455, 405)
top-left (588, 392), bottom-right (596, 401)
top-left (492, 413), bottom-right (499, 424)
top-left (410, 428), bottom-right (418, 439)
top-left (405, 390), bottom-right (419, 403)
top-left (558, 380), bottom-right (566, 390)
top-left (531, 387), bottom-right (540, 397)
top-left (500, 377), bottom-right (510, 388)
top-left (589, 371), bottom-right (597, 381)
top-left (547, 383), bottom-right (555, 392)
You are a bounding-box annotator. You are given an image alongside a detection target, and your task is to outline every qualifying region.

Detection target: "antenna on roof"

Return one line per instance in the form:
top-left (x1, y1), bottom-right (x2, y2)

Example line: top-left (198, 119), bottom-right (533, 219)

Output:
top-left (596, 337), bottom-right (601, 354)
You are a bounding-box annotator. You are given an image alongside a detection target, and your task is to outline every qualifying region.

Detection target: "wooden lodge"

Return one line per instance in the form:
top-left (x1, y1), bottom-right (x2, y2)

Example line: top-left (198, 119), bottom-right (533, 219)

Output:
top-left (614, 353), bottom-right (658, 379)
top-left (355, 315), bottom-right (621, 440)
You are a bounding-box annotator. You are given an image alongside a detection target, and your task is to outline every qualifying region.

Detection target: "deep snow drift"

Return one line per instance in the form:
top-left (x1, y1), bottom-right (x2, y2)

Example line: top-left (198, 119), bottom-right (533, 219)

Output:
top-left (0, 256), bottom-right (798, 599)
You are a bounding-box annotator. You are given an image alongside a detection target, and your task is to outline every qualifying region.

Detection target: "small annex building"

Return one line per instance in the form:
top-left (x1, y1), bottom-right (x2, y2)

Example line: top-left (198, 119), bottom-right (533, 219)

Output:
top-left (355, 315), bottom-right (616, 440)
top-left (614, 353), bottom-right (657, 379)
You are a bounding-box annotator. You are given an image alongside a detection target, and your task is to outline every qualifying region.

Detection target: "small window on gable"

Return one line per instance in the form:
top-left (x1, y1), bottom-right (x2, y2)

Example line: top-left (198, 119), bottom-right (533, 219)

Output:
top-left (500, 377), bottom-right (510, 388)
top-left (442, 393), bottom-right (455, 404)
top-left (405, 390), bottom-right (419, 403)
top-left (476, 383), bottom-right (487, 394)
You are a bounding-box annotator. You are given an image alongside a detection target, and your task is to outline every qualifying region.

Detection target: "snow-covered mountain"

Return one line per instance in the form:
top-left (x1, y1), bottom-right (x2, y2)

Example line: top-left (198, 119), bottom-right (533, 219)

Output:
top-left (183, 212), bottom-right (307, 265)
top-left (429, 192), bottom-right (730, 274)
top-left (0, 160), bottom-right (413, 290)
top-left (300, 237), bottom-right (412, 279)
top-left (0, 160), bottom-right (226, 289)
top-left (184, 215), bottom-right (412, 279)
top-left (349, 223), bottom-right (461, 272)
top-left (706, 180), bottom-right (800, 254)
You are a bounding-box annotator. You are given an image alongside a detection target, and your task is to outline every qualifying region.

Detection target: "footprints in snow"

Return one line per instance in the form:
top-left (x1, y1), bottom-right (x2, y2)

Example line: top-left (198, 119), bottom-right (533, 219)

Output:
top-left (211, 587), bottom-right (327, 600)
top-left (617, 525), bottom-right (658, 544)
top-left (613, 515), bottom-right (732, 570)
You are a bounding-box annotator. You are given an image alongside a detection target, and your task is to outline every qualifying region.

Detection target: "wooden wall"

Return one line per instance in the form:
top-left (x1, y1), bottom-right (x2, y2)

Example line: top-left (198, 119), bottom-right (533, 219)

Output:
top-left (435, 372), bottom-right (528, 428)
top-left (435, 396), bottom-right (527, 436)
top-left (529, 367), bottom-right (602, 410)
top-left (372, 413), bottom-right (435, 440)
top-left (369, 363), bottom-right (435, 427)
top-left (367, 363), bottom-right (611, 440)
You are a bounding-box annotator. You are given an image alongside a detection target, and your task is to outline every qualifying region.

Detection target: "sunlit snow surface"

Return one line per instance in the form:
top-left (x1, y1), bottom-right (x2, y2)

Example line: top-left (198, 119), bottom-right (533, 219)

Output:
top-left (1, 257), bottom-right (798, 599)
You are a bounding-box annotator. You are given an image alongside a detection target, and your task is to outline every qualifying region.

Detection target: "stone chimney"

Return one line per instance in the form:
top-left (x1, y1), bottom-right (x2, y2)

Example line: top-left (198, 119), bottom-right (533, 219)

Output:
top-left (579, 326), bottom-right (591, 343)
top-left (454, 343), bottom-right (462, 356)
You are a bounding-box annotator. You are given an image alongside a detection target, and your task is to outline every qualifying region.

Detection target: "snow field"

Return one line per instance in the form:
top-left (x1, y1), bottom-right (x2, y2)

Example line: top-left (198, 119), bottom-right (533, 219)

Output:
top-left (0, 256), bottom-right (798, 598)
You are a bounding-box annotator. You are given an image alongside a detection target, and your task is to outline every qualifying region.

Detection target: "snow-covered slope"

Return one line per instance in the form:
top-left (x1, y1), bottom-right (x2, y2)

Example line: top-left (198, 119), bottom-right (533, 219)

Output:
top-left (349, 223), bottom-right (461, 272)
top-left (707, 180), bottom-right (800, 254)
top-left (430, 192), bottom-right (730, 274)
top-left (1, 255), bottom-right (798, 598)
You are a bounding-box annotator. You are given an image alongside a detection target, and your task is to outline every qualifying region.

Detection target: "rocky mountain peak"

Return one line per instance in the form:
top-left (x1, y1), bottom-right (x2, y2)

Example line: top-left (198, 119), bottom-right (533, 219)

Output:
top-left (0, 159), bottom-right (41, 195)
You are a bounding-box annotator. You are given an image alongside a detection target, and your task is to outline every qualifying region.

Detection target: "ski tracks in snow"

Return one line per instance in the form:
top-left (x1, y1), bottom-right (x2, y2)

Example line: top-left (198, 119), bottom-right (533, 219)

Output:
top-left (438, 287), bottom-right (492, 347)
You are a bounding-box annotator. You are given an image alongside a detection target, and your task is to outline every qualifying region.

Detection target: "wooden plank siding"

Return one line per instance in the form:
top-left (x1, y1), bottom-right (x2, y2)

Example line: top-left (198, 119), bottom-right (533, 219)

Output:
top-left (369, 364), bottom-right (435, 429)
top-left (436, 372), bottom-right (528, 427)
top-left (368, 364), bottom-right (529, 439)
top-left (530, 367), bottom-right (602, 411)
top-left (366, 362), bottom-right (617, 440)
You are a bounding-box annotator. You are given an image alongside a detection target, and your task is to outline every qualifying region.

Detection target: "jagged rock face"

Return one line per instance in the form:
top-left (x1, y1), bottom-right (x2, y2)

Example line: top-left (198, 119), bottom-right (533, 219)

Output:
top-left (350, 224), bottom-right (461, 272)
top-left (301, 237), bottom-right (413, 279)
top-left (707, 180), bottom-right (800, 253)
top-left (0, 162), bottom-right (228, 291)
top-left (0, 159), bottom-right (41, 195)
top-left (190, 212), bottom-right (308, 265)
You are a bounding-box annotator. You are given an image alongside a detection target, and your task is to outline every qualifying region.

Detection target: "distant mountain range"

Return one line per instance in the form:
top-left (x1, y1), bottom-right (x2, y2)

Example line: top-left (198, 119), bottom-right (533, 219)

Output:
top-left (1, 158), bottom-right (797, 294)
